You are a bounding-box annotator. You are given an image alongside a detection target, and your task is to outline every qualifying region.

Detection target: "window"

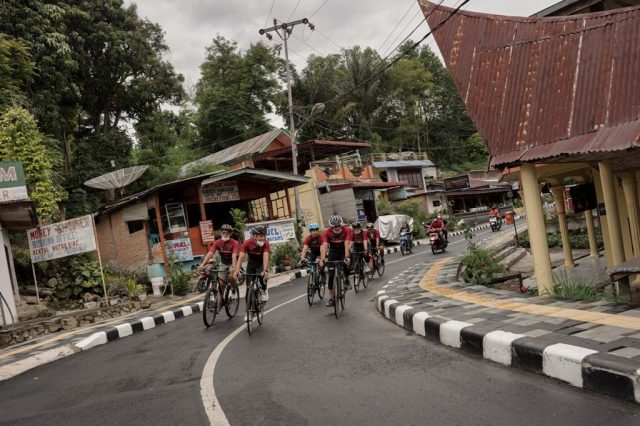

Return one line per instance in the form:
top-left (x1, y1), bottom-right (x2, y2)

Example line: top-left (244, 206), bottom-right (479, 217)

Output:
top-left (397, 168), bottom-right (423, 188)
top-left (249, 198), bottom-right (269, 222)
top-left (432, 200), bottom-right (442, 208)
top-left (164, 203), bottom-right (187, 232)
top-left (270, 190), bottom-right (290, 219)
top-left (127, 220), bottom-right (144, 234)
top-left (185, 203), bottom-right (201, 228)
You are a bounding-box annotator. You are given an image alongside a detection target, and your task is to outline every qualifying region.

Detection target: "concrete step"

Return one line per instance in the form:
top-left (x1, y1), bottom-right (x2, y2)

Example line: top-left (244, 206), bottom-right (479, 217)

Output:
top-left (501, 247), bottom-right (528, 270)
top-left (494, 245), bottom-right (516, 262)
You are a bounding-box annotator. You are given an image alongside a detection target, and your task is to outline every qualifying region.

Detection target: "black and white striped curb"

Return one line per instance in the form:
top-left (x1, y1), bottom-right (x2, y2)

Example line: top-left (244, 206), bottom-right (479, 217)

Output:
top-left (376, 274), bottom-right (640, 404)
top-left (75, 301), bottom-right (205, 351)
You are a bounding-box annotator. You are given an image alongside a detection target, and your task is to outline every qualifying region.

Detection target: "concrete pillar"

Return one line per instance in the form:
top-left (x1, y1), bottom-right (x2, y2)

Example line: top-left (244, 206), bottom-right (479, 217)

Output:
top-left (521, 163), bottom-right (554, 294)
top-left (550, 186), bottom-right (574, 267)
top-left (593, 168), bottom-right (613, 267)
top-left (620, 172), bottom-right (640, 257)
top-left (584, 209), bottom-right (599, 258)
top-left (598, 160), bottom-right (625, 265)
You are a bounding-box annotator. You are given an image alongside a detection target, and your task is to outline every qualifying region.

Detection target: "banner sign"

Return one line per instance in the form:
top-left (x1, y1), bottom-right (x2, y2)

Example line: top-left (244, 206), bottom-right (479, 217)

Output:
top-left (0, 161), bottom-right (28, 202)
top-left (165, 238), bottom-right (194, 261)
top-left (28, 215), bottom-right (97, 263)
top-left (244, 219), bottom-right (296, 244)
top-left (444, 174), bottom-right (471, 191)
top-left (202, 181), bottom-right (240, 203)
top-left (199, 220), bottom-right (216, 244)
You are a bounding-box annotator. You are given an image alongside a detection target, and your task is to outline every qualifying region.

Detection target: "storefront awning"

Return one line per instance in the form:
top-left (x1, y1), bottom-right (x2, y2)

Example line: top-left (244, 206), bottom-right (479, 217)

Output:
top-left (0, 200), bottom-right (38, 230)
top-left (200, 168), bottom-right (308, 189)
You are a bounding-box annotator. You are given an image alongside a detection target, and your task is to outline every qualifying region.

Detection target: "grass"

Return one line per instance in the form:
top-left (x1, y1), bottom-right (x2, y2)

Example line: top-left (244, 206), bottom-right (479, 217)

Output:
top-left (545, 269), bottom-right (613, 302)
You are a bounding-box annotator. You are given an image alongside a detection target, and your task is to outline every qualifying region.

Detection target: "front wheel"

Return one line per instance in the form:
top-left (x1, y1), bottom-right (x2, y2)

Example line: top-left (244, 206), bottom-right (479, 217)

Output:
top-left (353, 265), bottom-right (361, 294)
top-left (197, 277), bottom-right (209, 293)
top-left (377, 255), bottom-right (385, 277)
top-left (361, 269), bottom-right (369, 288)
top-left (224, 285), bottom-right (239, 318)
top-left (246, 290), bottom-right (254, 335)
top-left (256, 290), bottom-right (264, 325)
top-left (317, 270), bottom-right (326, 300)
top-left (400, 243), bottom-right (406, 256)
top-left (367, 258), bottom-right (376, 280)
top-left (203, 288), bottom-right (218, 328)
top-left (307, 274), bottom-right (315, 306)
top-left (431, 245), bottom-right (437, 255)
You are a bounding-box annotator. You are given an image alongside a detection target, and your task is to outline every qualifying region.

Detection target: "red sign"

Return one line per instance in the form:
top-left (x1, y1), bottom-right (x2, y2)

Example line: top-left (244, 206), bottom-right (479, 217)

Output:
top-left (199, 220), bottom-right (215, 244)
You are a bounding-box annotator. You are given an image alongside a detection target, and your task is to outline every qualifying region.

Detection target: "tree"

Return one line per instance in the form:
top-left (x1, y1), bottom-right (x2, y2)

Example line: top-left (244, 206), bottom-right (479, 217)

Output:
top-left (0, 35), bottom-right (34, 111)
top-left (0, 107), bottom-right (66, 220)
top-left (195, 36), bottom-right (283, 151)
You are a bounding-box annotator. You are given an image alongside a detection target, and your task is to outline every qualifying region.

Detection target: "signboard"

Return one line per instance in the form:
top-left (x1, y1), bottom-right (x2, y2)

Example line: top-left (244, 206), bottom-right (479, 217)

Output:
top-left (444, 174), bottom-right (471, 191)
top-left (202, 181), bottom-right (240, 203)
top-left (0, 161), bottom-right (28, 202)
top-left (199, 220), bottom-right (216, 244)
top-left (27, 215), bottom-right (97, 263)
top-left (165, 238), bottom-right (194, 261)
top-left (244, 219), bottom-right (296, 244)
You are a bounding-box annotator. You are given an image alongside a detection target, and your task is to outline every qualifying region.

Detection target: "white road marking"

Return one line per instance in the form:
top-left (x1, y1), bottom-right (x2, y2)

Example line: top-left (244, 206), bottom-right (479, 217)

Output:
top-left (200, 293), bottom-right (306, 426)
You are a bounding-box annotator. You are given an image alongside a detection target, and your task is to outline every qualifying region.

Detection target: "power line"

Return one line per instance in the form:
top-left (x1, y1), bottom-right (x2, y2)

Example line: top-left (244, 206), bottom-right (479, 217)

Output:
top-left (287, 0), bottom-right (302, 20)
top-left (315, 28), bottom-right (343, 51)
top-left (309, 0), bottom-right (329, 18)
top-left (377, 0), bottom-right (416, 53)
top-left (291, 32), bottom-right (324, 56)
top-left (263, 0), bottom-right (276, 28)
top-left (380, 11), bottom-right (424, 59)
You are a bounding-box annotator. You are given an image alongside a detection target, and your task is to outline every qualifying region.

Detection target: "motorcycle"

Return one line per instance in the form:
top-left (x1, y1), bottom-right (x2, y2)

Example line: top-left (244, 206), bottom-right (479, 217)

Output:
top-left (400, 231), bottom-right (412, 255)
top-left (489, 215), bottom-right (502, 232)
top-left (429, 229), bottom-right (448, 254)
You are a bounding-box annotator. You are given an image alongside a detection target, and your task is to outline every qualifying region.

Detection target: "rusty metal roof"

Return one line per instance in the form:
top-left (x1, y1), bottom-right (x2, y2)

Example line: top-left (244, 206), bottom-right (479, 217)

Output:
top-left (420, 1), bottom-right (640, 168)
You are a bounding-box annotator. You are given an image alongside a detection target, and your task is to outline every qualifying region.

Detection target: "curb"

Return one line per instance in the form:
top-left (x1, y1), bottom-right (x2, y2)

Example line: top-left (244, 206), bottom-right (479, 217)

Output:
top-left (375, 288), bottom-right (640, 405)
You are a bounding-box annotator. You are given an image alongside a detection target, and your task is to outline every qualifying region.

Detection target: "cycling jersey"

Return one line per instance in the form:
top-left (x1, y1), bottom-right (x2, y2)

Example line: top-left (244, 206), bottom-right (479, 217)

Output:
top-left (323, 226), bottom-right (351, 251)
top-left (303, 234), bottom-right (325, 256)
top-left (209, 238), bottom-right (240, 265)
top-left (240, 238), bottom-right (270, 264)
top-left (351, 230), bottom-right (368, 251)
top-left (367, 228), bottom-right (380, 242)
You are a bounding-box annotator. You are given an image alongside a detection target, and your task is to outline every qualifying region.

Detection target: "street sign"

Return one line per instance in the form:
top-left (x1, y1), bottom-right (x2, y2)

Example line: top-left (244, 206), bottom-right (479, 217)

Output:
top-left (202, 181), bottom-right (240, 203)
top-left (0, 161), bottom-right (28, 202)
top-left (27, 215), bottom-right (97, 263)
top-left (199, 220), bottom-right (216, 244)
top-left (165, 238), bottom-right (194, 261)
top-left (444, 174), bottom-right (470, 191)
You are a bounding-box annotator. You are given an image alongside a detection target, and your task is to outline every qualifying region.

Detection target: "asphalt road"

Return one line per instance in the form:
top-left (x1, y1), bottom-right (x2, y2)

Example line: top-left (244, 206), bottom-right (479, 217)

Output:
top-left (1, 220), bottom-right (639, 425)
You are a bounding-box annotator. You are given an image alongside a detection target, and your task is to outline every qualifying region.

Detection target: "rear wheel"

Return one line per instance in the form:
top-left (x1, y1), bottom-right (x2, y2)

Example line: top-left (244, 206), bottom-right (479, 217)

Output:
top-left (431, 245), bottom-right (437, 255)
top-left (224, 285), bottom-right (239, 318)
top-left (307, 273), bottom-right (315, 306)
top-left (203, 287), bottom-right (218, 328)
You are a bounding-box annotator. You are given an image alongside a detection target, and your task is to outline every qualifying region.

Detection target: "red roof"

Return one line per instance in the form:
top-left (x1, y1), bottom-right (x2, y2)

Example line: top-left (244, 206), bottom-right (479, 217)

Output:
top-left (421, 1), bottom-right (640, 168)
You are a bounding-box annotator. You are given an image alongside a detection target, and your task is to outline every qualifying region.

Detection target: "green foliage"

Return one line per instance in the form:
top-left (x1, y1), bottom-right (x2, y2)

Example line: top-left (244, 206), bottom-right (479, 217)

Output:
top-left (230, 208), bottom-right (248, 241)
top-left (40, 255), bottom-right (104, 300)
top-left (166, 254), bottom-right (190, 295)
top-left (547, 269), bottom-right (611, 301)
top-left (269, 241), bottom-right (300, 270)
top-left (0, 107), bottom-right (67, 220)
top-left (376, 198), bottom-right (394, 216)
top-left (517, 230), bottom-right (603, 250)
top-left (0, 35), bottom-right (34, 110)
top-left (461, 246), bottom-right (506, 286)
top-left (126, 279), bottom-right (145, 298)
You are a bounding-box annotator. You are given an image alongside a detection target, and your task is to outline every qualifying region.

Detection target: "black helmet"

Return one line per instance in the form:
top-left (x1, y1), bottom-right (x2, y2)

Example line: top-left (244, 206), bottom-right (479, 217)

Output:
top-left (252, 225), bottom-right (267, 236)
top-left (352, 222), bottom-right (361, 229)
top-left (220, 224), bottom-right (232, 232)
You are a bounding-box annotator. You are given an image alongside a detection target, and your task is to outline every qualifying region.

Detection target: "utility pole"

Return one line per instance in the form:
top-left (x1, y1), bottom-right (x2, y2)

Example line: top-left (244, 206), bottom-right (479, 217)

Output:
top-left (259, 18), bottom-right (315, 225)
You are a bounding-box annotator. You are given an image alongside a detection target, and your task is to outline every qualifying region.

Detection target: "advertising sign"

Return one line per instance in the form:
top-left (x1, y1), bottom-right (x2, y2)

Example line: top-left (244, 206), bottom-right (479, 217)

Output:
top-left (444, 174), bottom-right (471, 191)
top-left (202, 181), bottom-right (240, 203)
top-left (27, 215), bottom-right (97, 263)
top-left (0, 161), bottom-right (28, 202)
top-left (244, 219), bottom-right (296, 244)
top-left (165, 238), bottom-right (194, 261)
top-left (199, 220), bottom-right (216, 244)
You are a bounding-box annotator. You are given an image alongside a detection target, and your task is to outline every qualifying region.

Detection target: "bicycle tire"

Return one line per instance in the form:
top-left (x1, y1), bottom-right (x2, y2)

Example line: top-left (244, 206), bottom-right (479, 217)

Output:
top-left (361, 267), bottom-right (368, 288)
top-left (256, 289), bottom-right (264, 325)
top-left (339, 275), bottom-right (346, 310)
top-left (377, 255), bottom-right (385, 277)
top-left (246, 288), bottom-right (254, 335)
top-left (197, 277), bottom-right (209, 293)
top-left (307, 273), bottom-right (315, 306)
top-left (353, 263), bottom-right (360, 294)
top-left (317, 269), bottom-right (326, 300)
top-left (224, 285), bottom-right (239, 318)
top-left (334, 276), bottom-right (342, 319)
top-left (203, 287), bottom-right (218, 327)
top-left (367, 258), bottom-right (376, 280)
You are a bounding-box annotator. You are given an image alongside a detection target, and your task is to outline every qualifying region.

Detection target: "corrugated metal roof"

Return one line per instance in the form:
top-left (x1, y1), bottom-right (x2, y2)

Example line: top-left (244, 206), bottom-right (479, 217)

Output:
top-left (420, 1), bottom-right (640, 167)
top-left (372, 160), bottom-right (435, 168)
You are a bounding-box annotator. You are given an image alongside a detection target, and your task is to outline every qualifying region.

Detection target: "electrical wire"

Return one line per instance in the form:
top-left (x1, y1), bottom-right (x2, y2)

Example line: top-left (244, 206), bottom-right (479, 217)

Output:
top-left (309, 0), bottom-right (329, 18)
top-left (377, 0), bottom-right (417, 53)
top-left (314, 28), bottom-right (343, 51)
top-left (263, 0), bottom-right (277, 28)
top-left (287, 0), bottom-right (302, 20)
top-left (291, 32), bottom-right (324, 56)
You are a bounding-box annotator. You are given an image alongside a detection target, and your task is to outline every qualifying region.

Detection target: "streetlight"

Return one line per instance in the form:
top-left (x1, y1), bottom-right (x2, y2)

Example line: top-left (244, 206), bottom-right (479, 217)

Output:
top-left (291, 102), bottom-right (325, 225)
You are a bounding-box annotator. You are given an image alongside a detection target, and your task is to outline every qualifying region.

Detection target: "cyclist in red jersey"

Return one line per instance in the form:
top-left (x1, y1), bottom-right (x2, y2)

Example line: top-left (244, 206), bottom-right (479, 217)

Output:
top-left (319, 215), bottom-right (351, 307)
top-left (350, 221), bottom-right (369, 272)
top-left (197, 224), bottom-right (239, 306)
top-left (301, 223), bottom-right (326, 286)
top-left (366, 222), bottom-right (384, 268)
top-left (234, 225), bottom-right (270, 302)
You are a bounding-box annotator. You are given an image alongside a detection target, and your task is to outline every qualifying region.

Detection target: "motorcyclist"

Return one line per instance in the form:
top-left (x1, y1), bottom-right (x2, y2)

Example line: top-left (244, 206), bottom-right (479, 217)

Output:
top-left (429, 214), bottom-right (447, 242)
top-left (489, 205), bottom-right (502, 227)
top-left (399, 220), bottom-right (412, 246)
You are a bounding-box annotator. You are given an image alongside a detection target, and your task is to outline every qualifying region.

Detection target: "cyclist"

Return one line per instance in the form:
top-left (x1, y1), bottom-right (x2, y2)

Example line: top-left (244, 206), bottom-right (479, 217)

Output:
top-left (197, 224), bottom-right (239, 307)
top-left (320, 215), bottom-right (352, 308)
top-left (350, 222), bottom-right (369, 276)
top-left (300, 223), bottom-right (326, 285)
top-left (234, 225), bottom-right (270, 303)
top-left (366, 222), bottom-right (384, 269)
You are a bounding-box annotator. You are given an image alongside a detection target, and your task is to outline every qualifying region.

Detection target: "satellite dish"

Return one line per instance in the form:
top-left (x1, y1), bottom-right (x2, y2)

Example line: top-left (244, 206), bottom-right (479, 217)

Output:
top-left (84, 165), bottom-right (149, 190)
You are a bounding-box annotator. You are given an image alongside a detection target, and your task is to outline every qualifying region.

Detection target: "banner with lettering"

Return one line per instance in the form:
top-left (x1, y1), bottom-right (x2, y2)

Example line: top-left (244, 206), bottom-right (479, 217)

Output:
top-left (28, 215), bottom-right (97, 263)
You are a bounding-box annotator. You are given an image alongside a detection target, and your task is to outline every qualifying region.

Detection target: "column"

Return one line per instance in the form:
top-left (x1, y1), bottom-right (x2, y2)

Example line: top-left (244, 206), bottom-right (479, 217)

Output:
top-left (584, 210), bottom-right (599, 258)
top-left (620, 172), bottom-right (640, 257)
top-left (598, 160), bottom-right (625, 265)
top-left (593, 168), bottom-right (613, 266)
top-left (550, 186), bottom-right (574, 267)
top-left (153, 193), bottom-right (170, 275)
top-left (521, 163), bottom-right (554, 294)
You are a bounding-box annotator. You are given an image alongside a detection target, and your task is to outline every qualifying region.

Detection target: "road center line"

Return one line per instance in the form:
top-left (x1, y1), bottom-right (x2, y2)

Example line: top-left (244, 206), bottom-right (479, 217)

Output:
top-left (200, 293), bottom-right (306, 426)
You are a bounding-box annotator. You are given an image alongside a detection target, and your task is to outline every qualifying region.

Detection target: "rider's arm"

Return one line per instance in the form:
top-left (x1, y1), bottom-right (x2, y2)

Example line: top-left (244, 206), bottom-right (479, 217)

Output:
top-left (198, 244), bottom-right (217, 269)
top-left (320, 241), bottom-right (328, 262)
top-left (262, 241), bottom-right (270, 274)
top-left (234, 251), bottom-right (246, 276)
top-left (300, 244), bottom-right (309, 260)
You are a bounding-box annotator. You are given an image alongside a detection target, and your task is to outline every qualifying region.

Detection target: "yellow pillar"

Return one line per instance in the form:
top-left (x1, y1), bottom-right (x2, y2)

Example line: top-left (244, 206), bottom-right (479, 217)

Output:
top-left (550, 186), bottom-right (574, 267)
top-left (584, 209), bottom-right (599, 258)
top-left (620, 172), bottom-right (640, 257)
top-left (593, 168), bottom-right (613, 267)
top-left (598, 160), bottom-right (625, 265)
top-left (521, 163), bottom-right (554, 294)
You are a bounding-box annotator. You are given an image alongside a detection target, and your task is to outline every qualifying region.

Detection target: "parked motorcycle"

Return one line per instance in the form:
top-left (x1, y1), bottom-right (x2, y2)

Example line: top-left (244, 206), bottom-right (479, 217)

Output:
top-left (400, 231), bottom-right (412, 255)
top-left (489, 215), bottom-right (502, 232)
top-left (429, 230), bottom-right (448, 254)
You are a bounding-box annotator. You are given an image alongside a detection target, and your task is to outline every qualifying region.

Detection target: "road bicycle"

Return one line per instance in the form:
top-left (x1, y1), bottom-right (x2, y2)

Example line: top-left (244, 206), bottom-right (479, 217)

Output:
top-left (304, 258), bottom-right (326, 306)
top-left (326, 260), bottom-right (347, 319)
top-left (245, 273), bottom-right (266, 335)
top-left (351, 251), bottom-right (368, 294)
top-left (201, 268), bottom-right (240, 327)
top-left (367, 248), bottom-right (385, 280)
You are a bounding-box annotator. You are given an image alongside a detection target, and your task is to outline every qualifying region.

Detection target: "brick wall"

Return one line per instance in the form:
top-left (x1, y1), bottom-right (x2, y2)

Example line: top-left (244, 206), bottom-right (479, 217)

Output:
top-left (95, 210), bottom-right (149, 271)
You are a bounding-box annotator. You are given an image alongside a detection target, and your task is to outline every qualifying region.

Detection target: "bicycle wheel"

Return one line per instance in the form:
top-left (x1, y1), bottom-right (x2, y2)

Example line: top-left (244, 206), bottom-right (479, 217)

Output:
top-left (307, 273), bottom-right (315, 306)
top-left (353, 264), bottom-right (360, 294)
top-left (367, 258), bottom-right (375, 280)
top-left (361, 267), bottom-right (369, 288)
top-left (334, 276), bottom-right (342, 319)
top-left (203, 287), bottom-right (219, 328)
top-left (197, 277), bottom-right (209, 293)
top-left (256, 289), bottom-right (264, 325)
top-left (246, 288), bottom-right (254, 335)
top-left (377, 254), bottom-right (385, 277)
top-left (339, 275), bottom-right (346, 310)
top-left (224, 285), bottom-right (239, 318)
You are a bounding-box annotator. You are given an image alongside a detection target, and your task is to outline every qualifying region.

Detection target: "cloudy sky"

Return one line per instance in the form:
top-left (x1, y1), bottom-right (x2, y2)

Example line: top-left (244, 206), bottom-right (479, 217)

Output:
top-left (127, 0), bottom-right (560, 124)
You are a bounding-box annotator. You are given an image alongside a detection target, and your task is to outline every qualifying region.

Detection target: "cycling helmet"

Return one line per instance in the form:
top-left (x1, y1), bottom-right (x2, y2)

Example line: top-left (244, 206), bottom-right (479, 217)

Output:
top-left (252, 225), bottom-right (267, 236)
top-left (220, 224), bottom-right (232, 232)
top-left (366, 222), bottom-right (374, 229)
top-left (308, 223), bottom-right (320, 231)
top-left (329, 215), bottom-right (343, 227)
top-left (352, 221), bottom-right (361, 229)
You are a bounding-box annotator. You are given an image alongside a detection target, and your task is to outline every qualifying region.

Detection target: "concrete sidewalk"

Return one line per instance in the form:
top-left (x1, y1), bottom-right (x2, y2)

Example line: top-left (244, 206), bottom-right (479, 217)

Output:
top-left (377, 257), bottom-right (640, 404)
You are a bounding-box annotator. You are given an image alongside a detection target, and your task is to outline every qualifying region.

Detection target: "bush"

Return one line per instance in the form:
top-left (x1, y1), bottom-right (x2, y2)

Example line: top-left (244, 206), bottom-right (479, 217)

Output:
top-left (548, 269), bottom-right (611, 301)
top-left (40, 255), bottom-right (104, 300)
top-left (518, 230), bottom-right (603, 250)
top-left (461, 246), bottom-right (506, 286)
top-left (230, 208), bottom-right (247, 242)
top-left (270, 241), bottom-right (300, 270)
